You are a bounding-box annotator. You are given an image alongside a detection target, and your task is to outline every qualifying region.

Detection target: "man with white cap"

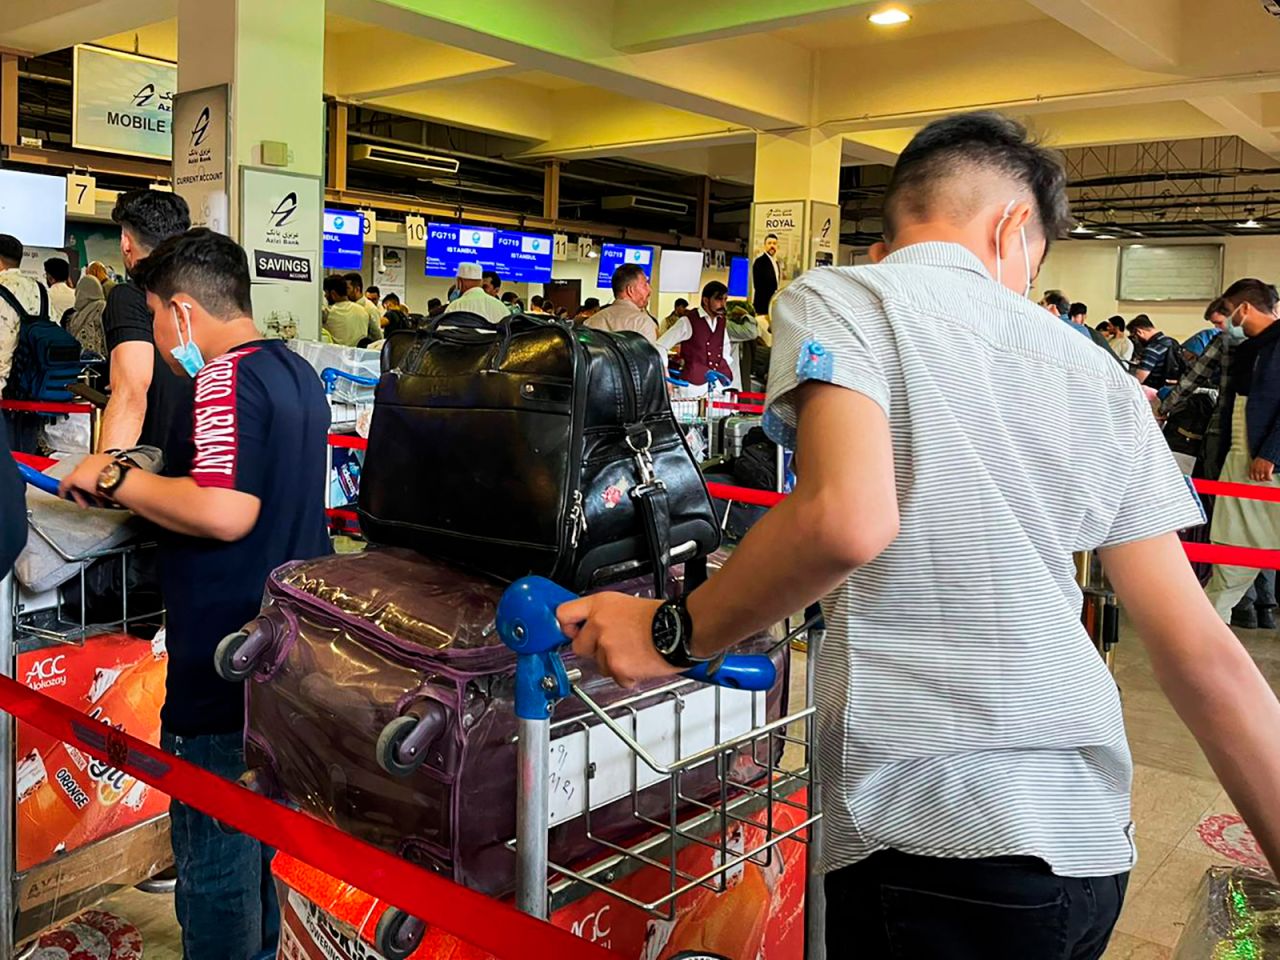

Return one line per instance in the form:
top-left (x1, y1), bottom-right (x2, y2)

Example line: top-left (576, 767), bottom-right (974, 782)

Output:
top-left (442, 262), bottom-right (513, 324)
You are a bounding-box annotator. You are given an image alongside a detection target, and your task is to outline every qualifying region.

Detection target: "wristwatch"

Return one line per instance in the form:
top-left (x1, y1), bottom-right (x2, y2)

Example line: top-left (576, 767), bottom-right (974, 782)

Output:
top-left (96, 460), bottom-right (131, 499)
top-left (651, 594), bottom-right (711, 669)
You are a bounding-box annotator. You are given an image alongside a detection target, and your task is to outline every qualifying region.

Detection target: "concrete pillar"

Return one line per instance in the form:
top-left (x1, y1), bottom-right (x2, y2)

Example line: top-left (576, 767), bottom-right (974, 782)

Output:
top-left (750, 129), bottom-right (843, 309)
top-left (176, 0), bottom-right (325, 339)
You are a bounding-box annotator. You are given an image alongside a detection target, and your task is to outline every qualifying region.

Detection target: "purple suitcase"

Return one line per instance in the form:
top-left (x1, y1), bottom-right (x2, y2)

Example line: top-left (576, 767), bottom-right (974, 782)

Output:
top-left (223, 547), bottom-right (789, 900)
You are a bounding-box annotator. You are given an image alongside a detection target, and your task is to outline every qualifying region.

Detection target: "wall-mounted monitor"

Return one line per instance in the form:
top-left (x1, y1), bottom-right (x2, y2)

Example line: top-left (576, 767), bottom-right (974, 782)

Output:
top-left (658, 249), bottom-right (703, 294)
top-left (322, 210), bottom-right (364, 271)
top-left (597, 244), bottom-right (654, 287)
top-left (426, 223), bottom-right (553, 283)
top-left (0, 170), bottom-right (67, 248)
top-left (727, 256), bottom-right (749, 298)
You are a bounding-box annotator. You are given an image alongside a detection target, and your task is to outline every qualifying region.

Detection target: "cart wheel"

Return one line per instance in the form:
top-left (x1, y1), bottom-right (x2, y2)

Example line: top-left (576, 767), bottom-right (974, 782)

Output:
top-left (375, 909), bottom-right (425, 960)
top-left (376, 715), bottom-right (426, 777)
top-left (215, 629), bottom-right (258, 682)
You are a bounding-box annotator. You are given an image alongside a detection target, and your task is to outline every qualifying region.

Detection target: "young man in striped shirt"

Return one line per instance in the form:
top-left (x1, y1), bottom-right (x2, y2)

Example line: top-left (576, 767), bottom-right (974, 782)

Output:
top-left (559, 111), bottom-right (1280, 957)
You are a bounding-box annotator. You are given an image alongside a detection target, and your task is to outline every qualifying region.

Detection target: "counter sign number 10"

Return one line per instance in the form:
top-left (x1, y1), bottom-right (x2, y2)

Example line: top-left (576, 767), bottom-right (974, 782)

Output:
top-left (405, 215), bottom-right (426, 249)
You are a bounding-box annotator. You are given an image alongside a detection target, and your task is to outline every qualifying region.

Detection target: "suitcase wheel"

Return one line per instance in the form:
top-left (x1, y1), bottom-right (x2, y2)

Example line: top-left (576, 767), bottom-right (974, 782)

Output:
top-left (375, 701), bottom-right (448, 778)
top-left (375, 908), bottom-right (425, 960)
top-left (214, 623), bottom-right (272, 682)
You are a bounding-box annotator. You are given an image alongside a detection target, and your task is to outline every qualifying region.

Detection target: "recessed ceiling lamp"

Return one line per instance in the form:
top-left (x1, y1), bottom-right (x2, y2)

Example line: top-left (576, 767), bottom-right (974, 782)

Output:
top-left (1095, 234), bottom-right (1117, 240)
top-left (1071, 223), bottom-right (1094, 235)
top-left (1237, 218), bottom-right (1263, 228)
top-left (869, 7), bottom-right (911, 25)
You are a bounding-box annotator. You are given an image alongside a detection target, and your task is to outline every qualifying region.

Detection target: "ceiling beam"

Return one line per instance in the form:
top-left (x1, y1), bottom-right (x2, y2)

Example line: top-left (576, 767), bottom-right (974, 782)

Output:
top-left (325, 32), bottom-right (519, 100)
top-left (1023, 0), bottom-right (1181, 70)
top-left (1189, 95), bottom-right (1280, 162)
top-left (611, 0), bottom-right (875, 53)
top-left (332, 0), bottom-right (812, 129)
top-left (0, 0), bottom-right (174, 56)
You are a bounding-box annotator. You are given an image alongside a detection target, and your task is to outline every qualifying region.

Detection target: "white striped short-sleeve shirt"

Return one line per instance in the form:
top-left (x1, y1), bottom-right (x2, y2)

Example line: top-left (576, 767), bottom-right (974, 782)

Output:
top-left (765, 242), bottom-right (1204, 878)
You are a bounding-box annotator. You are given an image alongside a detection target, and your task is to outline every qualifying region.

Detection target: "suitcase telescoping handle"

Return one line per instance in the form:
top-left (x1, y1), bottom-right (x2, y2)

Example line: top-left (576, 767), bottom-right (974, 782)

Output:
top-left (496, 574), bottom-right (777, 920)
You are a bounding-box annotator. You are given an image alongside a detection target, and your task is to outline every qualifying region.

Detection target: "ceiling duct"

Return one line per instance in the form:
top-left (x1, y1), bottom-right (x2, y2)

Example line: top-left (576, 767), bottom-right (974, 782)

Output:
top-left (350, 143), bottom-right (460, 177)
top-left (601, 194), bottom-right (689, 216)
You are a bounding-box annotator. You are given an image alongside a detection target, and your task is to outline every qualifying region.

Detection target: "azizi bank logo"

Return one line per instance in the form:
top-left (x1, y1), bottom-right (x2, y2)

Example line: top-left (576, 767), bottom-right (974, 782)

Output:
top-left (24, 654), bottom-right (67, 691)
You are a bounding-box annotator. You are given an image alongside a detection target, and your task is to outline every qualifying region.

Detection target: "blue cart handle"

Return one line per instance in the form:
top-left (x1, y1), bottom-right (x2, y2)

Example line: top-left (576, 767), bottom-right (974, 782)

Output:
top-left (496, 576), bottom-right (776, 719)
top-left (16, 461), bottom-right (61, 497)
top-left (705, 370), bottom-right (732, 388)
top-left (320, 367), bottom-right (380, 395)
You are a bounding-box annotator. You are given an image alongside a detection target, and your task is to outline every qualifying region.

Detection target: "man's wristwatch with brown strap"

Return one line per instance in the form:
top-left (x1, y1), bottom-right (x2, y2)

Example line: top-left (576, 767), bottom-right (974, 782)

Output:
top-left (96, 459), bottom-right (132, 499)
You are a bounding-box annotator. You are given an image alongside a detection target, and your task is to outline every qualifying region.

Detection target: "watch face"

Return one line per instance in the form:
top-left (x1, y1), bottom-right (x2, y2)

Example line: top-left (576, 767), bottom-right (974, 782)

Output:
top-left (653, 604), bottom-right (683, 656)
top-left (99, 463), bottom-right (121, 492)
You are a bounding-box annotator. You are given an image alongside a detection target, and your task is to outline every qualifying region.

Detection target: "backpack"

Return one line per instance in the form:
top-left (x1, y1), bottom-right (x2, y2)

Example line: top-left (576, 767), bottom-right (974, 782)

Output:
top-left (1163, 391), bottom-right (1217, 460)
top-left (1147, 333), bottom-right (1188, 387)
top-left (0, 284), bottom-right (85, 402)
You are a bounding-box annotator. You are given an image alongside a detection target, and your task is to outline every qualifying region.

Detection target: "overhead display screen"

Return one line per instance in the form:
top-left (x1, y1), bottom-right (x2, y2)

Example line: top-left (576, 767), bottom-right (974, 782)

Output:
top-left (426, 223), bottom-right (553, 283)
top-left (728, 256), bottom-right (750, 298)
top-left (322, 209), bottom-right (364, 270)
top-left (597, 244), bottom-right (654, 287)
top-left (0, 170), bottom-right (67, 248)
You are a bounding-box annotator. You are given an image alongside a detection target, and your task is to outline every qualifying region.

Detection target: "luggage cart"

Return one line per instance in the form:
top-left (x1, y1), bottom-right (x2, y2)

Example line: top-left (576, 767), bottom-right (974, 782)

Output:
top-left (668, 371), bottom-right (735, 462)
top-left (0, 468), bottom-right (172, 956)
top-left (487, 576), bottom-right (823, 957)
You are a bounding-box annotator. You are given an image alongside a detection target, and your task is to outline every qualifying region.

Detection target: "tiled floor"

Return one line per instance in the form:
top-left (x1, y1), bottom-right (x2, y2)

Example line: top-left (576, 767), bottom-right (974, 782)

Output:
top-left (79, 623), bottom-right (1280, 958)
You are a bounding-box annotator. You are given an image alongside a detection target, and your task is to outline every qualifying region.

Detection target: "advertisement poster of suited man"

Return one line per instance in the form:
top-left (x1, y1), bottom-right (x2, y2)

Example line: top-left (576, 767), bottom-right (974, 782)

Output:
top-left (750, 201), bottom-right (806, 316)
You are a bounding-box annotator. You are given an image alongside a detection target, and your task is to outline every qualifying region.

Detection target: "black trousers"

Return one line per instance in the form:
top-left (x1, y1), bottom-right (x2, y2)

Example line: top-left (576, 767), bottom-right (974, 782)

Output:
top-left (824, 851), bottom-right (1128, 959)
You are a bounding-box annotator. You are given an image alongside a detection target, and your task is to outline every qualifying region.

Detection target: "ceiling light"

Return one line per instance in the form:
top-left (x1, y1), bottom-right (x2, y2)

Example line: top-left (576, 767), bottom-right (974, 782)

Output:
top-left (1095, 234), bottom-right (1117, 240)
top-left (1071, 224), bottom-right (1094, 235)
top-left (587, 248), bottom-right (599, 258)
top-left (868, 7), bottom-right (911, 25)
top-left (1237, 218), bottom-right (1262, 228)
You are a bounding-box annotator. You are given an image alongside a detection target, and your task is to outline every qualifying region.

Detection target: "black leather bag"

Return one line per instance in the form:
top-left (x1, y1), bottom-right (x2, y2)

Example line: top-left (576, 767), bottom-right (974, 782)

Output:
top-left (357, 312), bottom-right (720, 595)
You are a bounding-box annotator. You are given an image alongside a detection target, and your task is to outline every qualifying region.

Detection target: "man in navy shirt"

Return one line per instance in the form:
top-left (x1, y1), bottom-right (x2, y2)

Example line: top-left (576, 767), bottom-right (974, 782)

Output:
top-left (61, 229), bottom-right (331, 960)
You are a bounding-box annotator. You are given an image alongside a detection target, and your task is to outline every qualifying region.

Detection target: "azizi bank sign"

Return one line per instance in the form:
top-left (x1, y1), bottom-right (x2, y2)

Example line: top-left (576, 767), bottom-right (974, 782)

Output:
top-left (73, 45), bottom-right (177, 161)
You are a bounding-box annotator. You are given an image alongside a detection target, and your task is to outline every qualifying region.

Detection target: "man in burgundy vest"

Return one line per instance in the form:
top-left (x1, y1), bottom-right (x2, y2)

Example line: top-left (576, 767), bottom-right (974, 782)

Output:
top-left (659, 280), bottom-right (746, 386)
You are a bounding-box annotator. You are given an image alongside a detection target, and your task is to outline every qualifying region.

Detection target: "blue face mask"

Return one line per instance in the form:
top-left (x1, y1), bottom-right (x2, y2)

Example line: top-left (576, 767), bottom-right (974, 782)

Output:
top-left (1226, 306), bottom-right (1247, 343)
top-left (170, 303), bottom-right (206, 377)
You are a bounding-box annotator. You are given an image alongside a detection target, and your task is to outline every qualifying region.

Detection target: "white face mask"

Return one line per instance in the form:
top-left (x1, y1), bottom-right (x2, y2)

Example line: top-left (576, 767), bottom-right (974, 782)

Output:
top-left (993, 199), bottom-right (1033, 298)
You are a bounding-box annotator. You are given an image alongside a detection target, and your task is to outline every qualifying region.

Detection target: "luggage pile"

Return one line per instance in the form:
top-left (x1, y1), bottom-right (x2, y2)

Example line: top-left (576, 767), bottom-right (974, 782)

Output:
top-left (221, 313), bottom-right (803, 958)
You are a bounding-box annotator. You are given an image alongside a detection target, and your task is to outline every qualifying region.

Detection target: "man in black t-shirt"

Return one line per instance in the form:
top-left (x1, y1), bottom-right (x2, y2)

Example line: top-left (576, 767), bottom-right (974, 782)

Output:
top-left (62, 230), bottom-right (331, 960)
top-left (99, 190), bottom-right (193, 456)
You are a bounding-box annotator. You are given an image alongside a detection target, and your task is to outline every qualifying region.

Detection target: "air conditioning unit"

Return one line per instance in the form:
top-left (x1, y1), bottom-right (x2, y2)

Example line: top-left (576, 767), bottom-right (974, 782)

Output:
top-left (601, 195), bottom-right (689, 216)
top-left (349, 144), bottom-right (460, 176)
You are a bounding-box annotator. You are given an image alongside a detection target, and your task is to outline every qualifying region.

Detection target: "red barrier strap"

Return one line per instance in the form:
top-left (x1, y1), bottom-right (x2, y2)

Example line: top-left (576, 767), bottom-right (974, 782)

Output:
top-left (1182, 542), bottom-right (1280, 571)
top-left (12, 451), bottom-right (57, 471)
top-left (0, 675), bottom-right (615, 960)
top-left (709, 401), bottom-right (764, 414)
top-left (0, 400), bottom-right (92, 414)
top-left (1192, 479), bottom-right (1280, 505)
top-left (705, 481), bottom-right (788, 508)
top-left (738, 392), bottom-right (765, 402)
top-left (328, 433), bottom-right (369, 451)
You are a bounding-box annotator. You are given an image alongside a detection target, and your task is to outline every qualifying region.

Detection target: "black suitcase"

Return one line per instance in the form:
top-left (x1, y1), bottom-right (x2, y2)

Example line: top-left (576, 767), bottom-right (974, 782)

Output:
top-left (358, 313), bottom-right (720, 595)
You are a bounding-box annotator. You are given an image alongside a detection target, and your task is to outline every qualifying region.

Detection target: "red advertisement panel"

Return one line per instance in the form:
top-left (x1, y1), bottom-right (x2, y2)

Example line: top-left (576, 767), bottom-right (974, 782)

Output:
top-left (16, 633), bottom-right (168, 871)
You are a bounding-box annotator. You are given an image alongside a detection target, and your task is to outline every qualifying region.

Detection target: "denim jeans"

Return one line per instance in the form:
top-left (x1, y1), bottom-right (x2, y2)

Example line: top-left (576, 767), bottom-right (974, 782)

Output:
top-left (161, 730), bottom-right (279, 960)
top-left (825, 850), bottom-right (1128, 959)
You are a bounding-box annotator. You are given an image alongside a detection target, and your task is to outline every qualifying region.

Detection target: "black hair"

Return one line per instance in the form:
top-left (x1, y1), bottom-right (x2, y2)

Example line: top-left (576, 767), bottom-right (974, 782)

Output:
top-left (1205, 297), bottom-right (1229, 321)
top-left (702, 280), bottom-right (728, 300)
top-left (501, 291), bottom-right (518, 303)
top-left (1222, 278), bottom-right (1280, 314)
top-left (0, 235), bottom-right (20, 267)
top-left (1128, 316), bottom-right (1155, 332)
top-left (427, 297), bottom-right (443, 310)
top-left (44, 258), bottom-right (70, 283)
top-left (343, 272), bottom-right (364, 293)
top-left (530, 295), bottom-right (544, 308)
top-left (323, 275), bottom-right (349, 297)
top-left (482, 271), bottom-right (501, 291)
top-left (1094, 320), bottom-right (1112, 332)
top-left (674, 298), bottom-right (689, 309)
top-left (111, 189), bottom-right (191, 252)
top-left (582, 297), bottom-right (601, 310)
top-left (132, 228), bottom-right (252, 321)
top-left (1042, 291), bottom-right (1070, 314)
top-left (367, 286), bottom-right (380, 296)
top-left (884, 112), bottom-right (1071, 250)
top-left (1109, 315), bottom-right (1126, 332)
top-left (612, 263), bottom-right (648, 297)
top-left (381, 292), bottom-right (400, 305)
top-left (1069, 301), bottom-right (1088, 318)
top-left (765, 233), bottom-right (778, 242)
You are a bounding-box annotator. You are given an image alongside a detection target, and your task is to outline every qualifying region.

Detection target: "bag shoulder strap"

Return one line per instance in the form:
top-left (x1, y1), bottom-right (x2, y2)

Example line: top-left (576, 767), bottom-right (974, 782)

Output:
top-left (0, 283), bottom-right (32, 323)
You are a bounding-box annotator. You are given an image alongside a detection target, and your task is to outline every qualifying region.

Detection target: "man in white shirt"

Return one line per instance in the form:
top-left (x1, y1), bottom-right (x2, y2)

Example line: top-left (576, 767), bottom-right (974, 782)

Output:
top-left (556, 111), bottom-right (1280, 956)
top-left (344, 272), bottom-right (382, 342)
top-left (442, 262), bottom-right (514, 324)
top-left (0, 235), bottom-right (46, 396)
top-left (44, 258), bottom-right (76, 322)
top-left (658, 280), bottom-right (756, 388)
top-left (587, 264), bottom-right (659, 345)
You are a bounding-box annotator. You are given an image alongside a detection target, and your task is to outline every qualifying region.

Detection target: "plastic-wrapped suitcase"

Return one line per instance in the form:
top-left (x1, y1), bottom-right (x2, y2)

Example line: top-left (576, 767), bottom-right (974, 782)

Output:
top-left (222, 547), bottom-right (789, 901)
